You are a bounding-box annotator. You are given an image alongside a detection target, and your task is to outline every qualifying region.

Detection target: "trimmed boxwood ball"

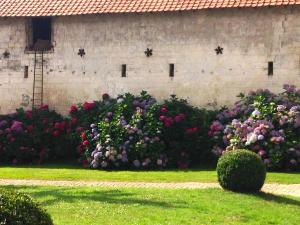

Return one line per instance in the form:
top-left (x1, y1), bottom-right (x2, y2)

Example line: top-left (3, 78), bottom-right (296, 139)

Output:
top-left (0, 188), bottom-right (53, 225)
top-left (217, 149), bottom-right (266, 192)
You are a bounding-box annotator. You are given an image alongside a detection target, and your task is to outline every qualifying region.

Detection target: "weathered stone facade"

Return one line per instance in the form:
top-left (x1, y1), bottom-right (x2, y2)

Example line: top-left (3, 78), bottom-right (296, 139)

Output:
top-left (0, 6), bottom-right (300, 114)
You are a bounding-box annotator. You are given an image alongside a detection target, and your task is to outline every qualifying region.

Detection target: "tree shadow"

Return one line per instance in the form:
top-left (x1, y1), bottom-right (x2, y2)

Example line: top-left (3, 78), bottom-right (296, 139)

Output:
top-left (3, 186), bottom-right (187, 209)
top-left (245, 191), bottom-right (300, 208)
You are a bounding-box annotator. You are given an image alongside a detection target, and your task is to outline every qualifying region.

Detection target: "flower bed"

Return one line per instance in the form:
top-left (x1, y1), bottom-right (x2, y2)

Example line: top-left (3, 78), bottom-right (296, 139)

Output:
top-left (1, 85), bottom-right (300, 171)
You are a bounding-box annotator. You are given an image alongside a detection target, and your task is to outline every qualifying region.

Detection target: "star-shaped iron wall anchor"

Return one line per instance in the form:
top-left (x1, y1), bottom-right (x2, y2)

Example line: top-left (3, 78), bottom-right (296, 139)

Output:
top-left (3, 50), bottom-right (10, 59)
top-left (144, 48), bottom-right (153, 57)
top-left (78, 48), bottom-right (85, 57)
top-left (215, 46), bottom-right (223, 55)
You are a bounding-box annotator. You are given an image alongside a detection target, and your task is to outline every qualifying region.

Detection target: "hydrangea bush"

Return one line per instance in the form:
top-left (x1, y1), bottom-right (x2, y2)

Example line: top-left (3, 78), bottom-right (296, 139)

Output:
top-left (210, 85), bottom-right (300, 171)
top-left (81, 91), bottom-right (166, 169)
top-left (158, 96), bottom-right (216, 168)
top-left (68, 93), bottom-right (119, 161)
top-left (80, 92), bottom-right (216, 169)
top-left (0, 105), bottom-right (73, 164)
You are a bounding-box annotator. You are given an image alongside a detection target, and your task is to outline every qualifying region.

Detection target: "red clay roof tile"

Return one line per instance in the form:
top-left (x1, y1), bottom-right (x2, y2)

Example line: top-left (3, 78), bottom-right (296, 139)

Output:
top-left (0, 0), bottom-right (299, 17)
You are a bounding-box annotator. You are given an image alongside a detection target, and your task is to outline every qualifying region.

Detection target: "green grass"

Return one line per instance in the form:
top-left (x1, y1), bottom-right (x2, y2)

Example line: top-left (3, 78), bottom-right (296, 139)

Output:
top-left (0, 164), bottom-right (299, 184)
top-left (1, 185), bottom-right (300, 225)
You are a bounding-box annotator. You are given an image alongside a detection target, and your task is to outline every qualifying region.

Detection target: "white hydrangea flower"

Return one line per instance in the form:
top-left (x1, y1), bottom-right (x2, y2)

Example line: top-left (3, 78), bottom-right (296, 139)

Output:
top-left (133, 160), bottom-right (140, 167)
top-left (117, 98), bottom-right (124, 103)
top-left (157, 159), bottom-right (163, 166)
top-left (257, 135), bottom-right (264, 140)
top-left (246, 132), bottom-right (257, 145)
top-left (252, 109), bottom-right (261, 117)
top-left (101, 161), bottom-right (108, 168)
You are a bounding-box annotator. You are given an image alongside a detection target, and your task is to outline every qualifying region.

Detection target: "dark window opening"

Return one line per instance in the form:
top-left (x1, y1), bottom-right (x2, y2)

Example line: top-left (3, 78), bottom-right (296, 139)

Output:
top-left (268, 61), bottom-right (273, 76)
top-left (29, 18), bottom-right (52, 51)
top-left (122, 64), bottom-right (127, 77)
top-left (24, 66), bottom-right (29, 78)
top-left (169, 64), bottom-right (175, 77)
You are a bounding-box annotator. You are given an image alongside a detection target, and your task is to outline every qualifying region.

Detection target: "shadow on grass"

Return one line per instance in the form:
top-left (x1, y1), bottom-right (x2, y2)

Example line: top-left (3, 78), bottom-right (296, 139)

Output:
top-left (0, 163), bottom-right (215, 172)
top-left (246, 191), bottom-right (300, 207)
top-left (3, 186), bottom-right (187, 209)
top-left (0, 163), bottom-right (81, 170)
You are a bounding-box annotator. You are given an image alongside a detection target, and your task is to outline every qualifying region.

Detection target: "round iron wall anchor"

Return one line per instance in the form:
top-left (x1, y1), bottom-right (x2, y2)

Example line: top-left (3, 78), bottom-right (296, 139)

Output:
top-left (215, 46), bottom-right (223, 55)
top-left (144, 48), bottom-right (153, 57)
top-left (3, 50), bottom-right (10, 59)
top-left (78, 48), bottom-right (86, 57)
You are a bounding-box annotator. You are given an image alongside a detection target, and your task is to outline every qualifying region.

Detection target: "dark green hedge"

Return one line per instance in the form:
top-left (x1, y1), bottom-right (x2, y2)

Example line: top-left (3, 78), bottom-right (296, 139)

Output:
top-left (0, 189), bottom-right (53, 225)
top-left (217, 149), bottom-right (266, 192)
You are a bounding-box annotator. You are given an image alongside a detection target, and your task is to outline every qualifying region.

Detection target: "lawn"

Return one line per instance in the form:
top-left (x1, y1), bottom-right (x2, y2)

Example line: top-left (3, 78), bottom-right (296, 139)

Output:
top-left (1, 185), bottom-right (300, 225)
top-left (0, 164), bottom-right (299, 184)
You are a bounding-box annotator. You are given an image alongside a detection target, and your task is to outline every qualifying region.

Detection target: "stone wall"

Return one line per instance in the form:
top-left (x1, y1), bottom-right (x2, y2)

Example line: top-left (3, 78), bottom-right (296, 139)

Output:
top-left (1, 6), bottom-right (300, 114)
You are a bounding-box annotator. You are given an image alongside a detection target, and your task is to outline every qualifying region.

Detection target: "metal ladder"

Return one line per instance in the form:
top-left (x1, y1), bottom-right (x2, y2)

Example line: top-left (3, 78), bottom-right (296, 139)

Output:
top-left (32, 51), bottom-right (44, 109)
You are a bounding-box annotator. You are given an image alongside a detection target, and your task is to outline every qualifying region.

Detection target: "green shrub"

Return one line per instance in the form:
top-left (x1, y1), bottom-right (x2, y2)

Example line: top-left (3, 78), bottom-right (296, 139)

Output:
top-left (0, 189), bottom-right (53, 225)
top-left (217, 149), bottom-right (266, 192)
